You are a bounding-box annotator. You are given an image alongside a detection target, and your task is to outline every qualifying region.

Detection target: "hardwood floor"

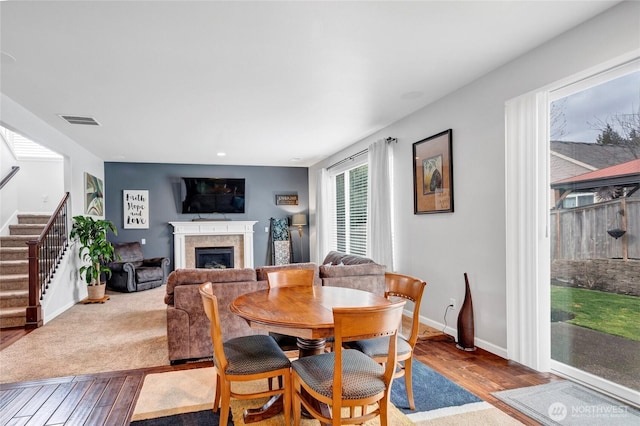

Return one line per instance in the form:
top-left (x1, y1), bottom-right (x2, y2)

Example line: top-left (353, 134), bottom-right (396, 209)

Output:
top-left (0, 327), bottom-right (559, 425)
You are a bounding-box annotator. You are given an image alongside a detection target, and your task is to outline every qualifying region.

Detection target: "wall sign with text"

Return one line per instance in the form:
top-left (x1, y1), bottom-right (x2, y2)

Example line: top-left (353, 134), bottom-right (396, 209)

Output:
top-left (275, 194), bottom-right (298, 205)
top-left (123, 190), bottom-right (149, 229)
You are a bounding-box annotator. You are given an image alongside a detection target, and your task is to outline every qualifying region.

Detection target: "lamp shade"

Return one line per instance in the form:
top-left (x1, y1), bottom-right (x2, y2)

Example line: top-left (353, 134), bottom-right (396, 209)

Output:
top-left (291, 214), bottom-right (307, 227)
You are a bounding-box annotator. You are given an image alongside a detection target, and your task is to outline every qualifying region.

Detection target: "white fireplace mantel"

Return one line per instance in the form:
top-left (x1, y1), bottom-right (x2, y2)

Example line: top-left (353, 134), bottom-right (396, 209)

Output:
top-left (169, 221), bottom-right (257, 269)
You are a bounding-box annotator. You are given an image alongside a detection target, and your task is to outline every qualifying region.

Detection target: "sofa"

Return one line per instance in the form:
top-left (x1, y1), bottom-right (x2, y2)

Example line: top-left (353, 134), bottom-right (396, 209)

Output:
top-left (106, 242), bottom-right (170, 292)
top-left (164, 253), bottom-right (384, 364)
top-left (319, 251), bottom-right (386, 295)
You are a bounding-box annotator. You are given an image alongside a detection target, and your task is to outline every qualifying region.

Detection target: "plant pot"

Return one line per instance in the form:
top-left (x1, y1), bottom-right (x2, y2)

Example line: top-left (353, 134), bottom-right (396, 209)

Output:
top-left (87, 282), bottom-right (106, 300)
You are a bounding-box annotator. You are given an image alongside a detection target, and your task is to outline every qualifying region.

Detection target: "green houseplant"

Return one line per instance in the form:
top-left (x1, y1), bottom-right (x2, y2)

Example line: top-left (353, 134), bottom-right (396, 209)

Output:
top-left (70, 215), bottom-right (118, 300)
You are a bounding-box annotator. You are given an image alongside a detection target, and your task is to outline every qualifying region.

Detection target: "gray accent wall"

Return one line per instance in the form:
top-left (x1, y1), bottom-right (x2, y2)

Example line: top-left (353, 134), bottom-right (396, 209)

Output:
top-left (104, 162), bottom-right (309, 269)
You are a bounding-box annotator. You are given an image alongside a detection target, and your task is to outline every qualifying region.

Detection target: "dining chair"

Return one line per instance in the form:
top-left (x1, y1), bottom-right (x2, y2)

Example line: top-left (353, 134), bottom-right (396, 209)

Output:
top-left (266, 268), bottom-right (315, 288)
top-left (199, 282), bottom-right (292, 426)
top-left (267, 268), bottom-right (316, 351)
top-left (291, 300), bottom-right (406, 426)
top-left (344, 272), bottom-right (427, 410)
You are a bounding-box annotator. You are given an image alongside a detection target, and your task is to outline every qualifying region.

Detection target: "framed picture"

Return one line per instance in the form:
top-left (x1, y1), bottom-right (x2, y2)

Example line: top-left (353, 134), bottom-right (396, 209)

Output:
top-left (412, 129), bottom-right (454, 214)
top-left (84, 172), bottom-right (104, 216)
top-left (123, 190), bottom-right (149, 229)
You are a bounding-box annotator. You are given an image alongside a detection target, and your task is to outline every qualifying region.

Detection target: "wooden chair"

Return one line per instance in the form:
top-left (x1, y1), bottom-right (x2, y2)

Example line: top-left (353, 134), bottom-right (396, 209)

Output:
top-left (267, 269), bottom-right (315, 351)
top-left (199, 282), bottom-right (292, 426)
top-left (291, 300), bottom-right (406, 425)
top-left (266, 268), bottom-right (315, 288)
top-left (345, 272), bottom-right (427, 410)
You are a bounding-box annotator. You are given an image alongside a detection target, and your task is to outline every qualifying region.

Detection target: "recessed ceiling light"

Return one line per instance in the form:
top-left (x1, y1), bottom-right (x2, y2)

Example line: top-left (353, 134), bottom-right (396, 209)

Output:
top-left (217, 152), bottom-right (226, 157)
top-left (290, 157), bottom-right (302, 162)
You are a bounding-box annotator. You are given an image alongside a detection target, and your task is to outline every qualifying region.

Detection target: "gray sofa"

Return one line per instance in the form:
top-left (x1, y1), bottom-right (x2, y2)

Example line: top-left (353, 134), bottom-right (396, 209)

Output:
top-left (164, 253), bottom-right (385, 363)
top-left (320, 251), bottom-right (386, 295)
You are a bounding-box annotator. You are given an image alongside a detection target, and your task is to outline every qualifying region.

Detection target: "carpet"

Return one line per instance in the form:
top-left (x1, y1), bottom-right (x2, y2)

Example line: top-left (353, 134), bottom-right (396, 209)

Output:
top-left (493, 381), bottom-right (640, 425)
top-left (0, 285), bottom-right (168, 384)
top-left (131, 360), bottom-right (510, 425)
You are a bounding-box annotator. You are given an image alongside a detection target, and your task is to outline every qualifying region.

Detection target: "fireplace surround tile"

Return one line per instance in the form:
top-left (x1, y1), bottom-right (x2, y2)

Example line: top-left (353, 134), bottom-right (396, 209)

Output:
top-left (169, 221), bottom-right (257, 269)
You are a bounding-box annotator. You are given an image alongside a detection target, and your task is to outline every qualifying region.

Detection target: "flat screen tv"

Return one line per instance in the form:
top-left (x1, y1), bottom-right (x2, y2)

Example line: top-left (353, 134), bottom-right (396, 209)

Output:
top-left (181, 177), bottom-right (245, 214)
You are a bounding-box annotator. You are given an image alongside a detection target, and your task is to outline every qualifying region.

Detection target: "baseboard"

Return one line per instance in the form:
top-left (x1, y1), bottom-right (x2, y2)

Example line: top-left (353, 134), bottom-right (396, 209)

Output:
top-left (420, 314), bottom-right (508, 359)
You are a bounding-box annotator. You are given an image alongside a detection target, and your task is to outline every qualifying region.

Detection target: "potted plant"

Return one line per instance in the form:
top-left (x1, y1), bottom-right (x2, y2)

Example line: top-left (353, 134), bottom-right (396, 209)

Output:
top-left (70, 215), bottom-right (118, 300)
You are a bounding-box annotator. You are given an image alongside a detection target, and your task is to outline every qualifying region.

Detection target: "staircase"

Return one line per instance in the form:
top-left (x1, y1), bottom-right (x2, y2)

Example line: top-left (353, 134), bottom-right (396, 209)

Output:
top-left (0, 214), bottom-right (50, 328)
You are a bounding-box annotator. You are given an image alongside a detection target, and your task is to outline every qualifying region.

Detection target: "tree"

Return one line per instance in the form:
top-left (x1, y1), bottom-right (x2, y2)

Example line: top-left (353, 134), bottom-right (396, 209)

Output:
top-left (550, 98), bottom-right (567, 140)
top-left (596, 124), bottom-right (626, 145)
top-left (591, 104), bottom-right (640, 158)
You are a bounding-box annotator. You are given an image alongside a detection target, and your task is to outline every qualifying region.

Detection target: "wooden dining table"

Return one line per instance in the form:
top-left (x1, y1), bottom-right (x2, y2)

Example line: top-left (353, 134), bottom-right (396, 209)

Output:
top-left (230, 285), bottom-right (392, 422)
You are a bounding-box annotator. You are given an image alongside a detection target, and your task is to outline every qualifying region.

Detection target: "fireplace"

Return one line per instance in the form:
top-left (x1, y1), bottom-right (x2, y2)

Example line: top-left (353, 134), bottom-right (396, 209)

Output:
top-left (195, 247), bottom-right (234, 269)
top-left (169, 221), bottom-right (257, 269)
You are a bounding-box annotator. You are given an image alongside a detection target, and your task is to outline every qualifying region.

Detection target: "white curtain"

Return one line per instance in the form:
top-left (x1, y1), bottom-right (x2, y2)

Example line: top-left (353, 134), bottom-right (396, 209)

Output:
top-left (505, 90), bottom-right (550, 371)
top-left (315, 168), bottom-right (330, 263)
top-left (366, 139), bottom-right (394, 271)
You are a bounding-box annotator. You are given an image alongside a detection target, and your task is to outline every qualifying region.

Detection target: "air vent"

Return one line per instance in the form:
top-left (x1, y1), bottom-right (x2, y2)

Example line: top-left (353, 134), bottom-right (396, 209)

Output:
top-left (59, 115), bottom-right (100, 126)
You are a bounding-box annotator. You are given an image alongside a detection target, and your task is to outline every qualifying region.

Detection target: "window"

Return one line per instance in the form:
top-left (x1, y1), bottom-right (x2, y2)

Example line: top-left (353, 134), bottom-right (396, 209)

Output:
top-left (331, 162), bottom-right (368, 256)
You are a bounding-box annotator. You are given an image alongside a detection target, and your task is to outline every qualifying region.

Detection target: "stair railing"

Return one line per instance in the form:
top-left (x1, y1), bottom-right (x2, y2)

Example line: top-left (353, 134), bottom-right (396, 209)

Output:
top-left (26, 192), bottom-right (70, 329)
top-left (0, 166), bottom-right (20, 190)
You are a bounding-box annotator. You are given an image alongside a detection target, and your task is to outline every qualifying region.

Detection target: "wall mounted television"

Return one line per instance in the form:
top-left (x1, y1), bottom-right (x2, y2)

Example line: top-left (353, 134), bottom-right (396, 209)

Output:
top-left (181, 177), bottom-right (245, 214)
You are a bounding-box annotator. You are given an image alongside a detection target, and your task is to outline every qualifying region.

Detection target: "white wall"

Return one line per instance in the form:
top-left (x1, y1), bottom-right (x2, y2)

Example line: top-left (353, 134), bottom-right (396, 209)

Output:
top-left (309, 1), bottom-right (640, 357)
top-left (0, 94), bottom-right (104, 219)
top-left (15, 159), bottom-right (64, 214)
top-left (0, 137), bottom-right (19, 234)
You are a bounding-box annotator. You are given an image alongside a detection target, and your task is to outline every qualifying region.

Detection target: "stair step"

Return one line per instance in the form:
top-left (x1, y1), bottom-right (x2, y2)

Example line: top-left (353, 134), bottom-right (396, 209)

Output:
top-left (0, 260), bottom-right (28, 275)
top-left (0, 289), bottom-right (29, 308)
top-left (0, 274), bottom-right (28, 291)
top-left (0, 247), bottom-right (28, 261)
top-left (9, 224), bottom-right (45, 236)
top-left (0, 306), bottom-right (27, 328)
top-left (17, 214), bottom-right (51, 225)
top-left (0, 235), bottom-right (35, 247)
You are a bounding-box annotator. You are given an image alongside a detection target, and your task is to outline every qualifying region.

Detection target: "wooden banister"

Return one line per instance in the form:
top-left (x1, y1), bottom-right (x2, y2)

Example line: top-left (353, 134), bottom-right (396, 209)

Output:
top-left (26, 192), bottom-right (70, 329)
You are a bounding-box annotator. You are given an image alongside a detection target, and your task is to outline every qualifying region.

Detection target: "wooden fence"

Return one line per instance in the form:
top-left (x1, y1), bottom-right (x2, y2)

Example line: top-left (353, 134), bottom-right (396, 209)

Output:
top-left (551, 198), bottom-right (639, 260)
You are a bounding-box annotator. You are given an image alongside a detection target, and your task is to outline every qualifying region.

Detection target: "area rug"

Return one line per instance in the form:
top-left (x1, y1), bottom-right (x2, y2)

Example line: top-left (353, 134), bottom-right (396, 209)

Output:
top-left (0, 285), bottom-right (168, 384)
top-left (493, 381), bottom-right (640, 425)
top-left (131, 360), bottom-right (503, 425)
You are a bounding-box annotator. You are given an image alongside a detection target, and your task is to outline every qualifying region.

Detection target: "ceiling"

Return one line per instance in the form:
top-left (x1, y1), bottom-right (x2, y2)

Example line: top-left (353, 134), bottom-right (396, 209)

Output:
top-left (0, 1), bottom-right (619, 167)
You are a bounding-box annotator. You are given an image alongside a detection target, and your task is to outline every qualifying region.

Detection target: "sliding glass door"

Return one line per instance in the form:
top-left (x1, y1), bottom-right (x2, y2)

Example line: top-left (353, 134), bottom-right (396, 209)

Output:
top-left (548, 66), bottom-right (640, 399)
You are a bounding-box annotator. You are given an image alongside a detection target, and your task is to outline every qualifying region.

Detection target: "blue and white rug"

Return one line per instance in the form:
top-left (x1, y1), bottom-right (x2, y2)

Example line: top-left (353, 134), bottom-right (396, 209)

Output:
top-left (391, 359), bottom-right (493, 423)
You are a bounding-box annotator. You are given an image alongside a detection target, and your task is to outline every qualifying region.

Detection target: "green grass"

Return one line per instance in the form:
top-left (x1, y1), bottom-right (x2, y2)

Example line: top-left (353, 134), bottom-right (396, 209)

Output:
top-left (551, 285), bottom-right (640, 341)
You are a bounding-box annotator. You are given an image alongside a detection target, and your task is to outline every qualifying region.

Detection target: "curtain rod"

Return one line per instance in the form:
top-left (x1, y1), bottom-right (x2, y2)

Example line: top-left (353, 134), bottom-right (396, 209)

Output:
top-left (327, 137), bottom-right (397, 170)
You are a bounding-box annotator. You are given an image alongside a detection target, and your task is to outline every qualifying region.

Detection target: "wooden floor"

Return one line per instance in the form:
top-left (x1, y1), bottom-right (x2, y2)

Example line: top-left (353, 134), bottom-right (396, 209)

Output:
top-left (0, 328), bottom-right (559, 425)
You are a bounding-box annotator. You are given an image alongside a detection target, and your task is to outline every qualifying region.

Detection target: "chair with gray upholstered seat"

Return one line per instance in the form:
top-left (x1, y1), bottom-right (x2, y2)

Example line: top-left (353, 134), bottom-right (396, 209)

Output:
top-left (290, 300), bottom-right (405, 426)
top-left (345, 272), bottom-right (427, 410)
top-left (199, 282), bottom-right (292, 426)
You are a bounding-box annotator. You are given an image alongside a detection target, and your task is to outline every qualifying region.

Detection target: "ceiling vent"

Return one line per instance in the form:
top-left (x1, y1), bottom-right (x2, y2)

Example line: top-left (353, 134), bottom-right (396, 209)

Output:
top-left (59, 115), bottom-right (100, 126)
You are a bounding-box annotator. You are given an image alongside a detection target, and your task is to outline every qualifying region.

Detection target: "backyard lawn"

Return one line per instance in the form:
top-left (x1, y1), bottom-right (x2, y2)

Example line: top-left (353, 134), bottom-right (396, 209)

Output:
top-left (551, 285), bottom-right (640, 341)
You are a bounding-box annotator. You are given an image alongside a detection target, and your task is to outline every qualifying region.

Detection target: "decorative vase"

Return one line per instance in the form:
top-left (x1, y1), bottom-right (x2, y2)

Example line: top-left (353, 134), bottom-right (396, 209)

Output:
top-left (456, 273), bottom-right (476, 351)
top-left (87, 282), bottom-right (106, 300)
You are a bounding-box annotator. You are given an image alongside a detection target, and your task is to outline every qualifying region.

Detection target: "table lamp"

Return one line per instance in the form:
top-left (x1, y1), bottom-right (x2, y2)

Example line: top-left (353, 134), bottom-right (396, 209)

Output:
top-left (291, 214), bottom-right (307, 237)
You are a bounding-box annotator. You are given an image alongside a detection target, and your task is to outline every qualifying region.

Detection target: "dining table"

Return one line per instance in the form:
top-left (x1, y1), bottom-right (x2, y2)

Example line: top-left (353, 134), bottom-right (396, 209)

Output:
top-left (230, 285), bottom-right (392, 423)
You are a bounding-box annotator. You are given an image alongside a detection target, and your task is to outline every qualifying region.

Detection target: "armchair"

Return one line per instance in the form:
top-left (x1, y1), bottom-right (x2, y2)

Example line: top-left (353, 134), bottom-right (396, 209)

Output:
top-left (106, 242), bottom-right (170, 292)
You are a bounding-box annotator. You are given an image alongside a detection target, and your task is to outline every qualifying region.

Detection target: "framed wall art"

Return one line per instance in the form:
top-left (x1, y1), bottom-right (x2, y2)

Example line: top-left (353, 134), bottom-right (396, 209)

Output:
top-left (412, 129), bottom-right (454, 214)
top-left (84, 172), bottom-right (104, 216)
top-left (123, 190), bottom-right (149, 229)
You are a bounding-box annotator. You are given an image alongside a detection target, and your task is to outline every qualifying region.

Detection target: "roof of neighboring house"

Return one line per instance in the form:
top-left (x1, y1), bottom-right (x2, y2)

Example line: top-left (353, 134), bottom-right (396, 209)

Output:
top-left (551, 158), bottom-right (640, 191)
top-left (550, 141), bottom-right (637, 170)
